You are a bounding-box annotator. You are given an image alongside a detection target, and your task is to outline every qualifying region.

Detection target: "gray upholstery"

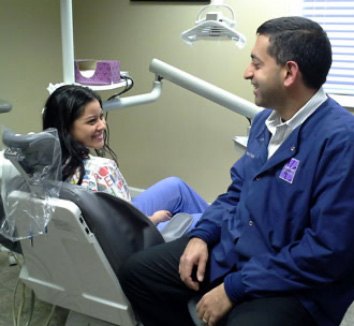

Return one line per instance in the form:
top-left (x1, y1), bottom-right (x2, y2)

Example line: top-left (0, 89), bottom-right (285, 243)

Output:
top-left (161, 212), bottom-right (193, 242)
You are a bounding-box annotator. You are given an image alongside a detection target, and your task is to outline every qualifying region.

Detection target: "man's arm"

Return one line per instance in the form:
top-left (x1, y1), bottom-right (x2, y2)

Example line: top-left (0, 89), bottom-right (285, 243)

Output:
top-left (189, 157), bottom-right (246, 245)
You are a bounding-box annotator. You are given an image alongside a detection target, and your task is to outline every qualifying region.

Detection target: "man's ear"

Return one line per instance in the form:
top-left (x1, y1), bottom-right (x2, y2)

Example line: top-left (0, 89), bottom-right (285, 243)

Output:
top-left (283, 61), bottom-right (300, 87)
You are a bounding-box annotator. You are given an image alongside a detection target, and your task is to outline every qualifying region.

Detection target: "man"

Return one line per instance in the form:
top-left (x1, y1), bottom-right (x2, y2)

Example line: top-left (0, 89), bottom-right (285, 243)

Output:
top-left (118, 16), bottom-right (354, 326)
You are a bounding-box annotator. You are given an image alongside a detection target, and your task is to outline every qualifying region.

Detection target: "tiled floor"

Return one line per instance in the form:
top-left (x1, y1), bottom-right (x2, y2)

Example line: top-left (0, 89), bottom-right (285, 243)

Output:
top-left (0, 250), bottom-right (69, 326)
top-left (1, 248), bottom-right (354, 326)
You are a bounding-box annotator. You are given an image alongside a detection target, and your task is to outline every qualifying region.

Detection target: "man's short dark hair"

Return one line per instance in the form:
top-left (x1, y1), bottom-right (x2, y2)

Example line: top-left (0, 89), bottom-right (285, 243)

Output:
top-left (257, 16), bottom-right (332, 90)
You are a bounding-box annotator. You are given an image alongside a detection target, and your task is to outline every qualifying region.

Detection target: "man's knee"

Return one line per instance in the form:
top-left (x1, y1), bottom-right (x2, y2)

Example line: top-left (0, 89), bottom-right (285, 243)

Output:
top-left (225, 296), bottom-right (316, 326)
top-left (118, 251), bottom-right (143, 291)
top-left (117, 257), bottom-right (132, 287)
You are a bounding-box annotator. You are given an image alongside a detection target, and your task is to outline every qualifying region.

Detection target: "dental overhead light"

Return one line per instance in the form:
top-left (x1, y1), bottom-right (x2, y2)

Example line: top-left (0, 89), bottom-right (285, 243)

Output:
top-left (181, 0), bottom-right (246, 48)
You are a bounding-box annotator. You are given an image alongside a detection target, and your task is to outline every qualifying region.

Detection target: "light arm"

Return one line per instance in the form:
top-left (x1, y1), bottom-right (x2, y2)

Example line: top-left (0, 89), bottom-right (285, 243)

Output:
top-left (102, 58), bottom-right (263, 120)
top-left (60, 0), bottom-right (75, 83)
top-left (0, 99), bottom-right (12, 114)
top-left (150, 59), bottom-right (262, 120)
top-left (103, 79), bottom-right (162, 112)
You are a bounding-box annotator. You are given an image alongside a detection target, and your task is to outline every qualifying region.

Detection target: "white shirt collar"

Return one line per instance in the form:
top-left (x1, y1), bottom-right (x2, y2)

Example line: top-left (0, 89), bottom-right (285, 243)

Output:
top-left (265, 88), bottom-right (327, 159)
top-left (265, 88), bottom-right (328, 135)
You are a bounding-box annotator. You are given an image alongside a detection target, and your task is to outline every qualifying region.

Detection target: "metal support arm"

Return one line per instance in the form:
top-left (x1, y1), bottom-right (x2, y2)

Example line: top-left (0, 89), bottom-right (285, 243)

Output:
top-left (102, 58), bottom-right (263, 120)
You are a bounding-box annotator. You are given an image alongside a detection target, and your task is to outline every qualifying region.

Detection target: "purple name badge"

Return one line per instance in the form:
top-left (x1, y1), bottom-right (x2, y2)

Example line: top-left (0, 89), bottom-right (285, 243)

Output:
top-left (279, 158), bottom-right (300, 184)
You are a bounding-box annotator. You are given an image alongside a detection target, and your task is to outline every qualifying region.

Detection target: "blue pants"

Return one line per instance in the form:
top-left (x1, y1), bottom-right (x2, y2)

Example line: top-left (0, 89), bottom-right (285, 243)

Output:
top-left (132, 176), bottom-right (208, 232)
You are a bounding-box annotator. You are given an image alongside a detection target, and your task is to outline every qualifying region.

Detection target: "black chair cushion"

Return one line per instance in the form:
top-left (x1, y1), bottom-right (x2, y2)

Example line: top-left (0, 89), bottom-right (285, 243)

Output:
top-left (59, 183), bottom-right (164, 275)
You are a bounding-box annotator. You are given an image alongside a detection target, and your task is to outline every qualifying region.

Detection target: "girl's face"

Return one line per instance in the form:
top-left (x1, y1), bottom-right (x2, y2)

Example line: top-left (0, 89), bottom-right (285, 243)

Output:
top-left (71, 99), bottom-right (106, 149)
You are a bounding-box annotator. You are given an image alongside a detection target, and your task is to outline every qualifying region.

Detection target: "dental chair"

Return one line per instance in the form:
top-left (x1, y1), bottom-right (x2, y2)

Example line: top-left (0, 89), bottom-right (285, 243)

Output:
top-left (0, 128), bottom-right (167, 326)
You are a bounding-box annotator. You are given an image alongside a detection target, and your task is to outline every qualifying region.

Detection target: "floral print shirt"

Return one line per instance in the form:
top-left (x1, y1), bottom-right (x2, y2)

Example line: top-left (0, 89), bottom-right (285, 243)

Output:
top-left (69, 155), bottom-right (131, 202)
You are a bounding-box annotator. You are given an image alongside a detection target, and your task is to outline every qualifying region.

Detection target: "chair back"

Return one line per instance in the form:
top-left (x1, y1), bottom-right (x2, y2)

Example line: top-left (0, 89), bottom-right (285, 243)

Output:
top-left (0, 129), bottom-right (164, 325)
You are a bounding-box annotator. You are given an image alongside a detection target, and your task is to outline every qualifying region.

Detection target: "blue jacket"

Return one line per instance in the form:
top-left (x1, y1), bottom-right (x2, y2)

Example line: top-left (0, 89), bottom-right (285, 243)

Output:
top-left (190, 98), bottom-right (354, 326)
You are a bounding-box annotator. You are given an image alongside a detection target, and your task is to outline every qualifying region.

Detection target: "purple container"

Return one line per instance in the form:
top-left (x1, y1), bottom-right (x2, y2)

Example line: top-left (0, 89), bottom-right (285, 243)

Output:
top-left (74, 60), bottom-right (121, 86)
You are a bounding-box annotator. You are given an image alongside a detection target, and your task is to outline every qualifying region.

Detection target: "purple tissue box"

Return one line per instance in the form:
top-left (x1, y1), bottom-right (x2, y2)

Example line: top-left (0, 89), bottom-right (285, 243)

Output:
top-left (74, 59), bottom-right (120, 86)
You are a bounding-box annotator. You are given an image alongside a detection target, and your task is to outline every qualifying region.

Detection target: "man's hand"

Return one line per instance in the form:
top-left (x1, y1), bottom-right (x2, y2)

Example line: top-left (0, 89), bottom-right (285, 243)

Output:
top-left (197, 283), bottom-right (233, 326)
top-left (179, 238), bottom-right (208, 291)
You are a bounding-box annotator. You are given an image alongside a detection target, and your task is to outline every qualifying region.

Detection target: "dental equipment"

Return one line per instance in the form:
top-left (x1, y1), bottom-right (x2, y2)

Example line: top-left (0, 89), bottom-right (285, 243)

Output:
top-left (59, 0), bottom-right (258, 120)
top-left (103, 58), bottom-right (263, 121)
top-left (0, 99), bottom-right (12, 113)
top-left (181, 0), bottom-right (246, 48)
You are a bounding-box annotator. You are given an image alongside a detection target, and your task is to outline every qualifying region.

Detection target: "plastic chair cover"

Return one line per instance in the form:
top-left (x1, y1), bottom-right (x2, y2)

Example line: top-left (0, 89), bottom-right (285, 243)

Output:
top-left (0, 128), bottom-right (62, 241)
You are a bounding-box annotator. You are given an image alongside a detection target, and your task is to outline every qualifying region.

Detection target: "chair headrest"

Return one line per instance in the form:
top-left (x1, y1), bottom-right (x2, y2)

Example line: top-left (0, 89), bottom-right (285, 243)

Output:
top-left (0, 128), bottom-right (62, 241)
top-left (2, 128), bottom-right (61, 179)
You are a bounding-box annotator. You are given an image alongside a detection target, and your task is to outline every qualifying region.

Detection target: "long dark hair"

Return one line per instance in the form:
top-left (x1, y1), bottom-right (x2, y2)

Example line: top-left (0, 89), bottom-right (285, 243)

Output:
top-left (42, 85), bottom-right (117, 183)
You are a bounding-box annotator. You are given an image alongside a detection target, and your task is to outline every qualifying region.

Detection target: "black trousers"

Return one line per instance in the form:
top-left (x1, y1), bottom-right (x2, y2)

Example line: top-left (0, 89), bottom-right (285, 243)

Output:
top-left (118, 236), bottom-right (316, 326)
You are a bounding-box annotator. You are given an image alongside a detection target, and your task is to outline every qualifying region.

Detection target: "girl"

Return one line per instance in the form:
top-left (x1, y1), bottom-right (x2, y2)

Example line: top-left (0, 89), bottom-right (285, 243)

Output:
top-left (42, 85), bottom-right (208, 232)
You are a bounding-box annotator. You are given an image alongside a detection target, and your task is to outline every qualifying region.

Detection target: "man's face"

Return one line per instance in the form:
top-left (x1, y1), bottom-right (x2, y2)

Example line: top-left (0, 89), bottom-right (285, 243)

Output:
top-left (244, 35), bottom-right (285, 110)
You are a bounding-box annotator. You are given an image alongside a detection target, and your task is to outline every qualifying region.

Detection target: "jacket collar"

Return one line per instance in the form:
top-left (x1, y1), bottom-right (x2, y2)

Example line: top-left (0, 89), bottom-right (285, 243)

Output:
top-left (253, 97), bottom-right (332, 176)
